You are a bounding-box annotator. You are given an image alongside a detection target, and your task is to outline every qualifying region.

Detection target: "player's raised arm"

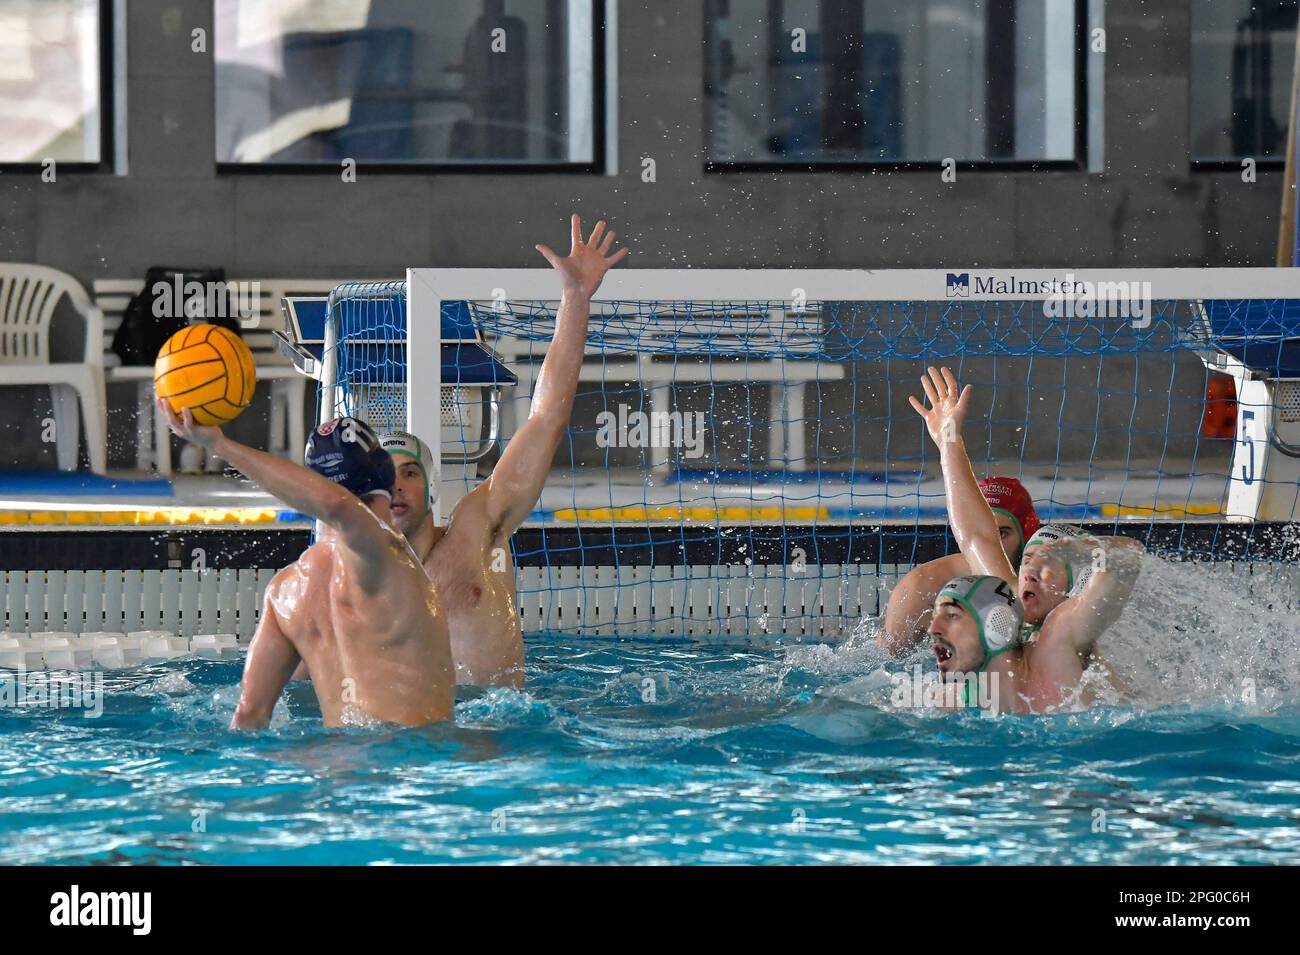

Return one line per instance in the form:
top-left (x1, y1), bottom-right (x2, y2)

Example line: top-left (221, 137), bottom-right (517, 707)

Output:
top-left (159, 402), bottom-right (395, 588)
top-left (908, 367), bottom-right (1016, 587)
top-left (1042, 534), bottom-right (1143, 652)
top-left (482, 214), bottom-right (629, 534)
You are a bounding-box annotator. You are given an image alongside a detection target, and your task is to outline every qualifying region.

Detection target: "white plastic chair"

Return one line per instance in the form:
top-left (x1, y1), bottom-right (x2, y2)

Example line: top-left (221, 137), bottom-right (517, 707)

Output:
top-left (0, 264), bottom-right (107, 473)
top-left (93, 278), bottom-right (312, 476)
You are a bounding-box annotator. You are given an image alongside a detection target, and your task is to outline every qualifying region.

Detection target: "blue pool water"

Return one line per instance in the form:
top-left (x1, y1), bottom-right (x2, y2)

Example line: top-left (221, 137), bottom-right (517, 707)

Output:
top-left (2, 630), bottom-right (1299, 865)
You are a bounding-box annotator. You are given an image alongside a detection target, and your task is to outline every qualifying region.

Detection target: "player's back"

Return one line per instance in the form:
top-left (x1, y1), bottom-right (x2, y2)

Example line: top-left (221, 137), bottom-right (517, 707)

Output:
top-left (268, 535), bottom-right (453, 726)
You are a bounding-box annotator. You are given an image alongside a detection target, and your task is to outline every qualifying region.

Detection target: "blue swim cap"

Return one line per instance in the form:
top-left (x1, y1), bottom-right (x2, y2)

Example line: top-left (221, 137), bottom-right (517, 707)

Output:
top-left (304, 417), bottom-right (395, 501)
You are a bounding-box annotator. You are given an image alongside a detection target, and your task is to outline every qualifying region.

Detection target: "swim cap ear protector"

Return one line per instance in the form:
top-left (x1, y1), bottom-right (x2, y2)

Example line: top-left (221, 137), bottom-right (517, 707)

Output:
top-left (305, 417), bottom-right (395, 501)
top-left (379, 430), bottom-right (437, 516)
top-left (1023, 524), bottom-right (1093, 596)
top-left (978, 476), bottom-right (1041, 561)
top-left (937, 575), bottom-right (1026, 669)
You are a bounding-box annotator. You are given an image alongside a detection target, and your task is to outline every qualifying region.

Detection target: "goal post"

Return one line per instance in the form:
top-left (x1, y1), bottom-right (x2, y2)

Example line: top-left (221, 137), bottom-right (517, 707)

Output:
top-left (406, 268), bottom-right (442, 523)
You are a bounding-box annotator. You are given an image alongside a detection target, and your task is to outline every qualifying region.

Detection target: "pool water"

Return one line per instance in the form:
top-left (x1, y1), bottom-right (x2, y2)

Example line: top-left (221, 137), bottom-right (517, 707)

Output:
top-left (2, 632), bottom-right (1298, 865)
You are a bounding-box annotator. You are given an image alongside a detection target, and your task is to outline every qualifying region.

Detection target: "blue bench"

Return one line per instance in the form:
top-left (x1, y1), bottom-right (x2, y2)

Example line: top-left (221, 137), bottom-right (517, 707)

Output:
top-left (1199, 299), bottom-right (1300, 379)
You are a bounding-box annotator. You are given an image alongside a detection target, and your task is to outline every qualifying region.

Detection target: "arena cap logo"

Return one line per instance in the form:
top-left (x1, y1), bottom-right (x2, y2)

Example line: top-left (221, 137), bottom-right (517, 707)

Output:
top-left (946, 273), bottom-right (970, 298)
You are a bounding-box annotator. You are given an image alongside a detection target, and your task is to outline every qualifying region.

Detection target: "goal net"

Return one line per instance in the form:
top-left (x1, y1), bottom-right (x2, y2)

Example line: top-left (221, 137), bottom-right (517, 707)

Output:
top-left (315, 268), bottom-right (1300, 640)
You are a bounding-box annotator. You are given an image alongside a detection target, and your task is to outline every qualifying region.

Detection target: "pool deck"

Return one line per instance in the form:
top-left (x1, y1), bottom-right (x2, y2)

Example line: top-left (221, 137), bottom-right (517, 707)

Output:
top-left (0, 464), bottom-right (1234, 529)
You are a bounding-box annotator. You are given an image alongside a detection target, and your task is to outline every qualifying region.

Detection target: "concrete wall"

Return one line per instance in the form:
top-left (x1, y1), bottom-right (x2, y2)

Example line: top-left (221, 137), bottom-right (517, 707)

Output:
top-left (0, 0), bottom-right (1281, 473)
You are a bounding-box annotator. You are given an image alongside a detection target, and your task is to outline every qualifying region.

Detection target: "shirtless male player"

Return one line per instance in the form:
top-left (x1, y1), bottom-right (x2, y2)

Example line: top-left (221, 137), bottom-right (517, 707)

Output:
top-left (879, 475), bottom-right (1040, 655)
top-left (910, 366), bottom-right (1142, 712)
top-left (377, 214), bottom-right (628, 688)
top-left (161, 403), bottom-right (453, 728)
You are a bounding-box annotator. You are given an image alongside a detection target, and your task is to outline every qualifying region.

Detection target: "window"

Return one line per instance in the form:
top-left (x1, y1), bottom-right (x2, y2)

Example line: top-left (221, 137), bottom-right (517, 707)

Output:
top-left (1191, 0), bottom-right (1298, 164)
top-left (0, 0), bottom-right (110, 167)
top-left (705, 0), bottom-right (1086, 168)
top-left (215, 0), bottom-right (603, 170)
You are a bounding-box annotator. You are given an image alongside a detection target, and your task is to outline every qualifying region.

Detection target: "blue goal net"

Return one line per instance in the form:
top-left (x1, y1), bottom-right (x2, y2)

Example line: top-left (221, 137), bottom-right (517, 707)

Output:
top-left (315, 270), bottom-right (1300, 639)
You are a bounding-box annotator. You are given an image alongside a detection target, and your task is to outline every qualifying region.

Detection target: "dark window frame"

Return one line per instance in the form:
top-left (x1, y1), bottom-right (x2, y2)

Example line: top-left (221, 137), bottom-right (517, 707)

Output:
top-left (0, 0), bottom-right (115, 174)
top-left (1190, 0), bottom-right (1297, 172)
top-left (702, 0), bottom-right (1090, 173)
top-left (215, 0), bottom-right (606, 176)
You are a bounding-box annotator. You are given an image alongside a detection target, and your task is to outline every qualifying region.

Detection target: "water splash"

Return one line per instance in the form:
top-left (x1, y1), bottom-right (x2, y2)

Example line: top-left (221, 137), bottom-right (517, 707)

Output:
top-left (455, 687), bottom-right (556, 727)
top-left (1097, 554), bottom-right (1300, 711)
top-left (824, 553), bottom-right (1300, 714)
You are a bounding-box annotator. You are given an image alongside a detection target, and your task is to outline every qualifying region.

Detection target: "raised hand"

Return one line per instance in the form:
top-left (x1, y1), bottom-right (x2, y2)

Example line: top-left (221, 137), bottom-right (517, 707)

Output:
top-left (535, 214), bottom-right (630, 299)
top-left (907, 366), bottom-right (972, 448)
top-left (157, 397), bottom-right (223, 450)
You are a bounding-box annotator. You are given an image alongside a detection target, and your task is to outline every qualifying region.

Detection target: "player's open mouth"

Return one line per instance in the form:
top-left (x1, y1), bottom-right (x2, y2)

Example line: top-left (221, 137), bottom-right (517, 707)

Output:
top-left (933, 641), bottom-right (954, 665)
top-left (1021, 588), bottom-right (1037, 605)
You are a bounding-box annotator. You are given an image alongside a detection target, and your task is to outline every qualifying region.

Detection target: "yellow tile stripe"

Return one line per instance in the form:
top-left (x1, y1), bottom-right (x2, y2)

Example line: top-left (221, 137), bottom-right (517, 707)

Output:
top-left (0, 508), bottom-right (307, 527)
top-left (551, 505), bottom-right (831, 523)
top-left (0, 504), bottom-right (1219, 527)
top-left (1100, 503), bottom-right (1223, 518)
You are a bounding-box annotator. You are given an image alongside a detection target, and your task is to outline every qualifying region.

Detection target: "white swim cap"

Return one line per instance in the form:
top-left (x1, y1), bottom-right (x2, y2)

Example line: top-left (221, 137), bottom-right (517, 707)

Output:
top-left (936, 575), bottom-right (1026, 666)
top-left (379, 430), bottom-right (437, 514)
top-left (1023, 524), bottom-right (1093, 595)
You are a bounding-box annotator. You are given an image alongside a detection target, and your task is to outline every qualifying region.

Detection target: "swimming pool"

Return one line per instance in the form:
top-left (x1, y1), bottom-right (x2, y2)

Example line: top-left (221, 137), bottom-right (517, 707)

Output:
top-left (3, 632), bottom-right (1297, 865)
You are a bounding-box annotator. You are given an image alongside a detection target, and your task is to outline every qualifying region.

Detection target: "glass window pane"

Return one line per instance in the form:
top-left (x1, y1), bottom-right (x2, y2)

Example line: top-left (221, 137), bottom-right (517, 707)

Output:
top-left (0, 0), bottom-right (103, 164)
top-left (706, 0), bottom-right (1080, 165)
top-left (1191, 0), bottom-right (1298, 162)
top-left (215, 0), bottom-right (597, 166)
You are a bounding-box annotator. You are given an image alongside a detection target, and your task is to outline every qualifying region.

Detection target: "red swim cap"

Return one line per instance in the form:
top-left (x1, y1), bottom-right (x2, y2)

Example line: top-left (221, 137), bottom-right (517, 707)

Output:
top-left (978, 476), bottom-right (1041, 557)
